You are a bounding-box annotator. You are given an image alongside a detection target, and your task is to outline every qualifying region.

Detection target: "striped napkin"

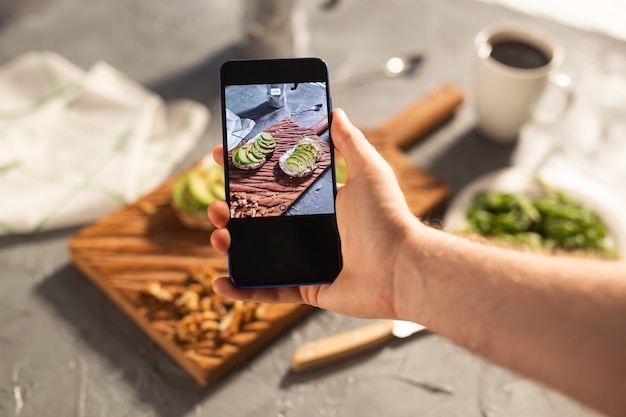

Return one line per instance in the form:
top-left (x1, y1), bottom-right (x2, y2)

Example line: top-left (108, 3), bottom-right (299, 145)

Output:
top-left (225, 108), bottom-right (255, 151)
top-left (0, 51), bottom-right (209, 235)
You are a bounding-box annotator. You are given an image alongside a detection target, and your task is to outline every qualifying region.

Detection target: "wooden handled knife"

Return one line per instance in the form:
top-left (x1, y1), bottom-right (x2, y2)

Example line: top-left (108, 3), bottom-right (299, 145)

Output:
top-left (291, 320), bottom-right (426, 372)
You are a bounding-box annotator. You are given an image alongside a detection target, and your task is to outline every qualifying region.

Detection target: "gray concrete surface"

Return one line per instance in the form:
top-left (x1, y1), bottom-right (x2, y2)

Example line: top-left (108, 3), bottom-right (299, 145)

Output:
top-left (2, 0), bottom-right (625, 416)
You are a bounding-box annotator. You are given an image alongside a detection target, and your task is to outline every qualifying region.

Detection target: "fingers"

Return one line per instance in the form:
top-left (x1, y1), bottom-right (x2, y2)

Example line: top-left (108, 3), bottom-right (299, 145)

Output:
top-left (213, 145), bottom-right (224, 167)
top-left (208, 200), bottom-right (231, 255)
top-left (208, 200), bottom-right (229, 228)
top-left (209, 228), bottom-right (231, 255)
top-left (212, 277), bottom-right (306, 304)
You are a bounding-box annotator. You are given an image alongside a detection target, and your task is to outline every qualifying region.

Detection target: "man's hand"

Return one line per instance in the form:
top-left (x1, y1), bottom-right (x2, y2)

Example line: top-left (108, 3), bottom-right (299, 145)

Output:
top-left (207, 108), bottom-right (420, 318)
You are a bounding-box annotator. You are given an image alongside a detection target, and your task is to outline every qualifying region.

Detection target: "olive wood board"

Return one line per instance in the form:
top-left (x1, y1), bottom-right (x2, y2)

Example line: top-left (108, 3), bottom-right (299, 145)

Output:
top-left (68, 83), bottom-right (463, 387)
top-left (69, 184), bottom-right (314, 386)
top-left (227, 117), bottom-right (331, 216)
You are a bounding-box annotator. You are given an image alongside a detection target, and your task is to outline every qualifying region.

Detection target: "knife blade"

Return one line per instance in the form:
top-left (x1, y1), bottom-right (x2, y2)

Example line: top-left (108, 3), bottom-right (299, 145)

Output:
top-left (291, 320), bottom-right (426, 372)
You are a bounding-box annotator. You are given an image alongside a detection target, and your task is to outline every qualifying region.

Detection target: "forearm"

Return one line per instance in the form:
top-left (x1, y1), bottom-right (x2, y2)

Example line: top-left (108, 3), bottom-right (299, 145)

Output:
top-left (394, 220), bottom-right (626, 416)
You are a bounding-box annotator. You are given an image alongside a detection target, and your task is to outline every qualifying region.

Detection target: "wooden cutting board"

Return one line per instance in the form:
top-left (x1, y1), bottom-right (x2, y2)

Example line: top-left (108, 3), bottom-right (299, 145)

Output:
top-left (365, 83), bottom-right (464, 216)
top-left (227, 117), bottom-right (331, 217)
top-left (69, 181), bottom-right (314, 386)
top-left (68, 83), bottom-right (463, 386)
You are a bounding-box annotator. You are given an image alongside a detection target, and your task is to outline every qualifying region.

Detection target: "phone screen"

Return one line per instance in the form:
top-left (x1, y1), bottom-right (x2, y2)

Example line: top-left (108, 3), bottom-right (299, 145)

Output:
top-left (220, 58), bottom-right (342, 288)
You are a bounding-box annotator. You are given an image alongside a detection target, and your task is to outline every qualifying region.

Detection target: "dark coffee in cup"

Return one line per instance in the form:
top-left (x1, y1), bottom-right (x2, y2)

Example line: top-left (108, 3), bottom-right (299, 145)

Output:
top-left (475, 22), bottom-right (568, 142)
top-left (489, 40), bottom-right (550, 69)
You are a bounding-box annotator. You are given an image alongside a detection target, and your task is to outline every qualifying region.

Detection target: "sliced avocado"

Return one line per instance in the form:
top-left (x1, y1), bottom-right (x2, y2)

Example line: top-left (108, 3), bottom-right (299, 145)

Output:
top-left (297, 142), bottom-right (319, 155)
top-left (286, 159), bottom-right (305, 175)
top-left (172, 173), bottom-right (206, 213)
top-left (210, 181), bottom-right (225, 200)
top-left (207, 164), bottom-right (225, 200)
top-left (182, 186), bottom-right (208, 212)
top-left (258, 140), bottom-right (276, 152)
top-left (188, 167), bottom-right (217, 206)
top-left (245, 146), bottom-right (261, 163)
top-left (287, 153), bottom-right (309, 174)
top-left (308, 146), bottom-right (320, 160)
top-left (259, 132), bottom-right (274, 142)
top-left (250, 141), bottom-right (266, 159)
top-left (257, 139), bottom-right (276, 153)
top-left (298, 148), bottom-right (317, 165)
top-left (236, 145), bottom-right (251, 164)
top-left (292, 151), bottom-right (313, 168)
top-left (171, 173), bottom-right (191, 210)
top-left (258, 133), bottom-right (276, 149)
top-left (231, 148), bottom-right (242, 166)
top-left (288, 152), bottom-right (305, 168)
top-left (208, 163), bottom-right (223, 181)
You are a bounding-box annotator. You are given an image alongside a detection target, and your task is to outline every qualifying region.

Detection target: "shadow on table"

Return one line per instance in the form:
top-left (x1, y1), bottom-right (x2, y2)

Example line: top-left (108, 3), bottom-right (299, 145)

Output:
top-left (147, 43), bottom-right (244, 107)
top-left (0, 0), bottom-right (43, 29)
top-left (238, 102), bottom-right (278, 121)
top-left (278, 330), bottom-right (457, 398)
top-left (427, 127), bottom-right (517, 218)
top-left (0, 225), bottom-right (82, 249)
top-left (37, 264), bottom-right (220, 417)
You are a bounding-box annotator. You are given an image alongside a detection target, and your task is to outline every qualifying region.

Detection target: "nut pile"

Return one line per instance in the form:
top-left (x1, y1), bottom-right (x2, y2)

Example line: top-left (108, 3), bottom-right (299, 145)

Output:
top-left (230, 192), bottom-right (272, 218)
top-left (142, 265), bottom-right (268, 349)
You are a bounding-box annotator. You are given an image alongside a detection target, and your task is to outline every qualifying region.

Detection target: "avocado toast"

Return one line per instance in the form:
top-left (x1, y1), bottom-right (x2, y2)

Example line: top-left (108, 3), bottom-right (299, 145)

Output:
top-left (231, 132), bottom-right (276, 170)
top-left (171, 161), bottom-right (225, 230)
top-left (278, 137), bottom-right (322, 178)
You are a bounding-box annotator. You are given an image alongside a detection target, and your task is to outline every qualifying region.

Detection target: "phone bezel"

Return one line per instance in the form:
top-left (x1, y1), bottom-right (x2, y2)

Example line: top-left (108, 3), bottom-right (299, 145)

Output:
top-left (219, 58), bottom-right (342, 288)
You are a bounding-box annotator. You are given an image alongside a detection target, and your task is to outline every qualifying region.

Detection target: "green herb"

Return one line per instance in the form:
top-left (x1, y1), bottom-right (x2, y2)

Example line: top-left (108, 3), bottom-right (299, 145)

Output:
top-left (465, 187), bottom-right (617, 258)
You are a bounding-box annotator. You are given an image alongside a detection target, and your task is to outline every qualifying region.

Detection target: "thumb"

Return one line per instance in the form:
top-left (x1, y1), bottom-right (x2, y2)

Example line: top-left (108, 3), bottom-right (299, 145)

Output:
top-left (331, 108), bottom-right (387, 179)
top-left (330, 109), bottom-right (380, 175)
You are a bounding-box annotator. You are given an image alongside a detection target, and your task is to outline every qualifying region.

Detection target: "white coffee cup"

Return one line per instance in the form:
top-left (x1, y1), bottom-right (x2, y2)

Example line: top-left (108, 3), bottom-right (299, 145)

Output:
top-left (474, 22), bottom-right (572, 143)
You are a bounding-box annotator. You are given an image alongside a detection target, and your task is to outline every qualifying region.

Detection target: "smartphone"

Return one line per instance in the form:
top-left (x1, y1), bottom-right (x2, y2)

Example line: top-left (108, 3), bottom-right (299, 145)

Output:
top-left (219, 58), bottom-right (342, 288)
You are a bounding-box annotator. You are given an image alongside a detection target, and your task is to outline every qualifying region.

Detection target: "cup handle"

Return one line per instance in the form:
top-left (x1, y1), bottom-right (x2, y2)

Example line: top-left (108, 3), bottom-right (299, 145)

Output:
top-left (532, 72), bottom-right (575, 125)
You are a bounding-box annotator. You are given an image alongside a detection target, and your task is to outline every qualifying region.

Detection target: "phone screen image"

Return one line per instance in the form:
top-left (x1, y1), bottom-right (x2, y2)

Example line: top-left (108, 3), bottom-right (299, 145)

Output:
top-left (220, 59), bottom-right (342, 288)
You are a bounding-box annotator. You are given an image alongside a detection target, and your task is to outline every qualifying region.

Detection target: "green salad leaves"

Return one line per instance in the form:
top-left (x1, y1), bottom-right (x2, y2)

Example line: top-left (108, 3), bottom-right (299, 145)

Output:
top-left (466, 186), bottom-right (616, 258)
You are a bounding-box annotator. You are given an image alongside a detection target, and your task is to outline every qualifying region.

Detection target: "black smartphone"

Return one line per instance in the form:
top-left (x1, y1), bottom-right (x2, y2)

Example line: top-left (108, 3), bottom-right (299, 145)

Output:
top-left (219, 58), bottom-right (342, 288)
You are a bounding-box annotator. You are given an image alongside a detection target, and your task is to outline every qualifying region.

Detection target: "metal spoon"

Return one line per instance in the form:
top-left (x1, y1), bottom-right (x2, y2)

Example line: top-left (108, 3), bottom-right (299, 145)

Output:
top-left (290, 103), bottom-right (323, 116)
top-left (384, 54), bottom-right (423, 77)
top-left (333, 53), bottom-right (424, 92)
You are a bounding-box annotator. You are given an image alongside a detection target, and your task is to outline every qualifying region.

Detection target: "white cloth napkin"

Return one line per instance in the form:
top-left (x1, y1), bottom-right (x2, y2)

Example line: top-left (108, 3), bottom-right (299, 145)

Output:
top-left (0, 51), bottom-right (209, 235)
top-left (476, 0), bottom-right (626, 42)
top-left (225, 108), bottom-right (255, 151)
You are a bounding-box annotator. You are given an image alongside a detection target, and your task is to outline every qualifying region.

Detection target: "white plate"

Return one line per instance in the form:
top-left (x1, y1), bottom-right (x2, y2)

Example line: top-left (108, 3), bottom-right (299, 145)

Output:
top-left (443, 166), bottom-right (626, 258)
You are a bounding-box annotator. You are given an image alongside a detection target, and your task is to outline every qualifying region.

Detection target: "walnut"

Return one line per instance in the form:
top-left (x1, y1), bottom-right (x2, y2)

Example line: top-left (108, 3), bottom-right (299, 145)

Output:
top-left (175, 290), bottom-right (199, 314)
top-left (176, 311), bottom-right (220, 343)
top-left (200, 319), bottom-right (219, 333)
top-left (242, 302), bottom-right (258, 324)
top-left (144, 281), bottom-right (174, 302)
top-left (191, 278), bottom-right (212, 294)
top-left (187, 265), bottom-right (220, 292)
top-left (199, 296), bottom-right (213, 312)
top-left (219, 301), bottom-right (244, 336)
top-left (230, 192), bottom-right (268, 218)
top-left (176, 314), bottom-right (201, 343)
top-left (198, 310), bottom-right (218, 321)
top-left (186, 283), bottom-right (204, 295)
top-left (143, 263), bottom-right (269, 349)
